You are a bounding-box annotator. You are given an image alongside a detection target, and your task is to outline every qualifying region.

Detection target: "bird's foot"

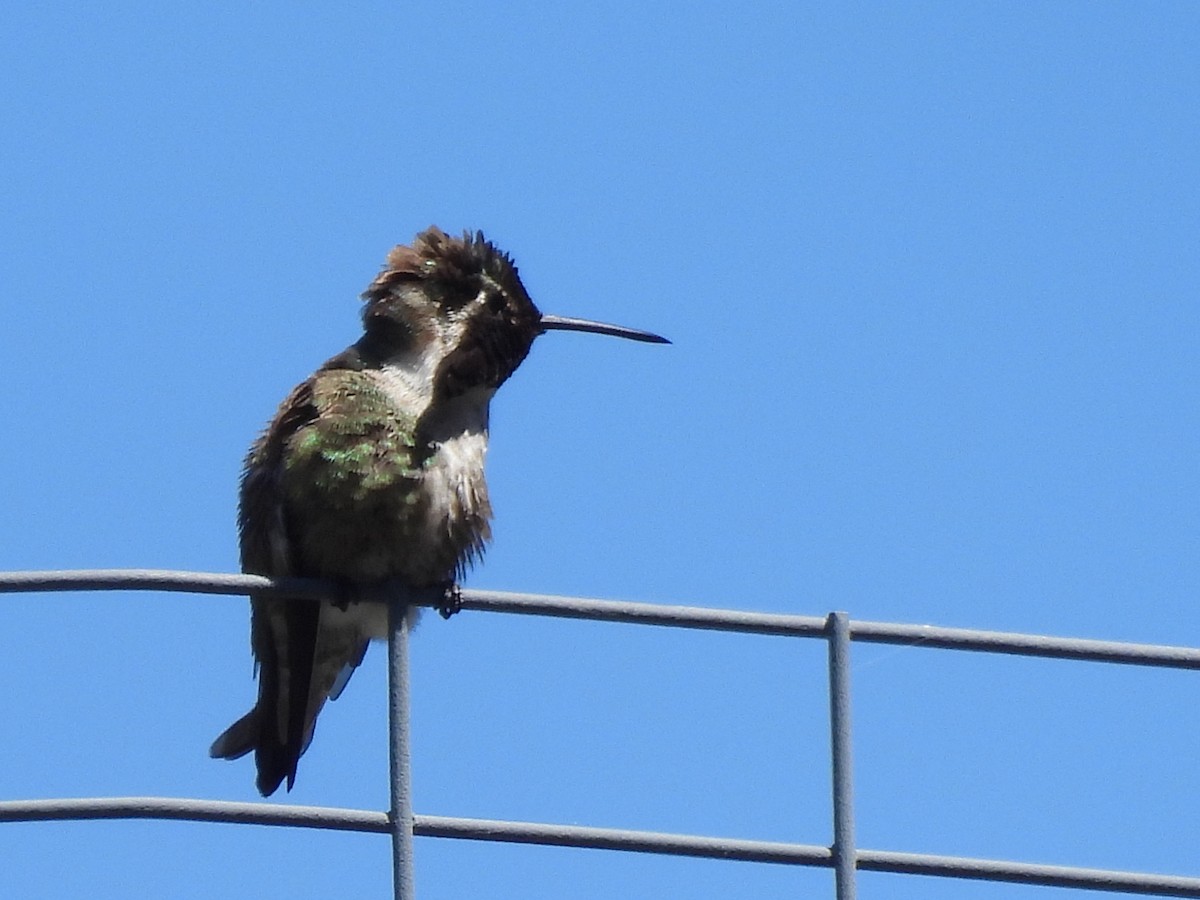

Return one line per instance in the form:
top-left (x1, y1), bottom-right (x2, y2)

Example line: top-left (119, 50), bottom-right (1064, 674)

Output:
top-left (436, 582), bottom-right (463, 619)
top-left (330, 579), bottom-right (362, 612)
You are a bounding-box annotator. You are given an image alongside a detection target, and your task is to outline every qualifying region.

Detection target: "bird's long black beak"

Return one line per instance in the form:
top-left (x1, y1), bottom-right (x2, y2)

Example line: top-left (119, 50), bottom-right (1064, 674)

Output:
top-left (540, 314), bottom-right (670, 344)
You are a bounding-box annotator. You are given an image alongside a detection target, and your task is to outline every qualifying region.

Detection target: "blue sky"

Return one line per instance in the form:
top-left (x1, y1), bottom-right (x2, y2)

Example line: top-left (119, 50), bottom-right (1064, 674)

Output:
top-left (2, 3), bottom-right (1198, 898)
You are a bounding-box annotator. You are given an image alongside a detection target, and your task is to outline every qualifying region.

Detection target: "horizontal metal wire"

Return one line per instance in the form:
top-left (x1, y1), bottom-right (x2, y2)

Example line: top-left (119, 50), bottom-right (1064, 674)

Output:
top-left (0, 569), bottom-right (337, 601)
top-left (857, 850), bottom-right (1200, 898)
top-left (4, 569), bottom-right (1200, 670)
top-left (419, 814), bottom-right (833, 865)
top-left (3, 798), bottom-right (1199, 896)
top-left (0, 797), bottom-right (389, 832)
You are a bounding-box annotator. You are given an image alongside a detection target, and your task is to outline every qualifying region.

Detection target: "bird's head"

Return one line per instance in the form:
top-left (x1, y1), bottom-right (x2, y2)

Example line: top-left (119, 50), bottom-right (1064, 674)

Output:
top-left (361, 227), bottom-right (667, 399)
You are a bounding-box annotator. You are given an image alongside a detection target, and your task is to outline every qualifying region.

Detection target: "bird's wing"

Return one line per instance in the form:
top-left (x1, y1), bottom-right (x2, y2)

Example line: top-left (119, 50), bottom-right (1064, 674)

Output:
top-left (209, 378), bottom-right (325, 795)
top-left (215, 368), bottom-right (423, 796)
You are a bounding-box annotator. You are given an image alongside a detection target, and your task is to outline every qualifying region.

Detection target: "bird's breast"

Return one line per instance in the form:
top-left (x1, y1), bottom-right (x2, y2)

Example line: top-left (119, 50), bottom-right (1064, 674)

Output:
top-left (359, 376), bottom-right (494, 585)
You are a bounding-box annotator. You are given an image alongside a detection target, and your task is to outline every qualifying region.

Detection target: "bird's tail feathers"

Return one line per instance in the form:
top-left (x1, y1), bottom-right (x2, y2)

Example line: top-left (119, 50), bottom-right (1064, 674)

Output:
top-left (209, 707), bottom-right (258, 761)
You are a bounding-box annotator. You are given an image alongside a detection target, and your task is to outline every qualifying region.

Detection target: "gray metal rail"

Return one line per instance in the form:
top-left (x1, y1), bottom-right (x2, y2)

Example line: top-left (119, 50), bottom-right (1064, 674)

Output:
top-left (2, 569), bottom-right (1198, 898)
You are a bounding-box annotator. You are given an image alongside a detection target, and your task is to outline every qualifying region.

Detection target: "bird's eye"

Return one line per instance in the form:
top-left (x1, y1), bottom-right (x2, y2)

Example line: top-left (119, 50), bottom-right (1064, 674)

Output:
top-left (487, 292), bottom-right (507, 313)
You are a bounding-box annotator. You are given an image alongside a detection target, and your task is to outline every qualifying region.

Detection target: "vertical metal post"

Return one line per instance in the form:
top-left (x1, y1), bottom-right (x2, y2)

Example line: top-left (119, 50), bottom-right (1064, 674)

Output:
top-left (387, 594), bottom-right (416, 900)
top-left (827, 612), bottom-right (857, 900)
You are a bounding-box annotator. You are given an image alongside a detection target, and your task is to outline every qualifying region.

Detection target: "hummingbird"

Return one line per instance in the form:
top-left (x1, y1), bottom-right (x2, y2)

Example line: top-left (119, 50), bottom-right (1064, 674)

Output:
top-left (210, 226), bottom-right (668, 796)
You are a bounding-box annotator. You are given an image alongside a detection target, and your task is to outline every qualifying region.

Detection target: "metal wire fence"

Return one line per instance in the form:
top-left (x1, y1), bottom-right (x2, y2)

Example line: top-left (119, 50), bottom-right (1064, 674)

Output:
top-left (2, 569), bottom-right (1199, 899)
